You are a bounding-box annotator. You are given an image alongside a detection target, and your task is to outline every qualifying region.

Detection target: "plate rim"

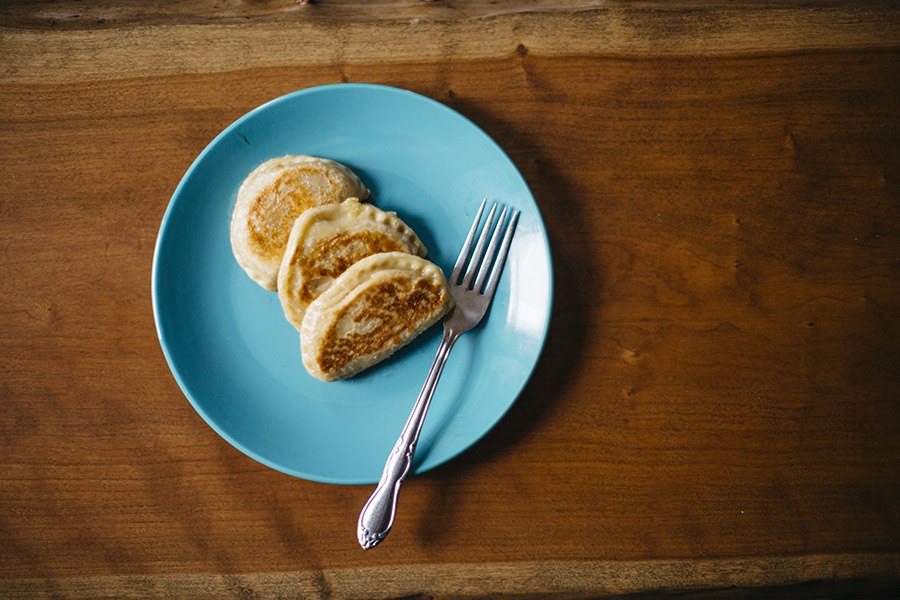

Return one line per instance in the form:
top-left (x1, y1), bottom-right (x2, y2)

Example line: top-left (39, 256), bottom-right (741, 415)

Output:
top-left (151, 83), bottom-right (554, 484)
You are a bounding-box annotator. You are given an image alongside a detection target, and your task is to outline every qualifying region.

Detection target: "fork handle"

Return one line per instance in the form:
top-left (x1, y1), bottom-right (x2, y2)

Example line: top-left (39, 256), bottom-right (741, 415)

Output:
top-left (357, 328), bottom-right (458, 549)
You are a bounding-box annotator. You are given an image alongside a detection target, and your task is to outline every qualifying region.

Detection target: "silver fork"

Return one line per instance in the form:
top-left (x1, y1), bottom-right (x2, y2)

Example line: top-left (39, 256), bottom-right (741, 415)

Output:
top-left (357, 199), bottom-right (520, 550)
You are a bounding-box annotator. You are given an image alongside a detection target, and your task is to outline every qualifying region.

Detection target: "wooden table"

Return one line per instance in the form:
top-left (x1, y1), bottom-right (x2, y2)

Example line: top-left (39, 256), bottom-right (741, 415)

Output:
top-left (2, 2), bottom-right (899, 598)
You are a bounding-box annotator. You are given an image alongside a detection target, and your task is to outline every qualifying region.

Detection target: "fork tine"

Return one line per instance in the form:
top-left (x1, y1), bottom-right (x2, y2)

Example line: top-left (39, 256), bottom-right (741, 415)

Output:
top-left (483, 210), bottom-right (519, 299)
top-left (473, 205), bottom-right (509, 293)
top-left (450, 199), bottom-right (486, 284)
top-left (460, 202), bottom-right (498, 289)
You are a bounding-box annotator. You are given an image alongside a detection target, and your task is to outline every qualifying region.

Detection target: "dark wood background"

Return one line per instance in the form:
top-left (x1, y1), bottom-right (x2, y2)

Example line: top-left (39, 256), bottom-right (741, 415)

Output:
top-left (1, 1), bottom-right (898, 598)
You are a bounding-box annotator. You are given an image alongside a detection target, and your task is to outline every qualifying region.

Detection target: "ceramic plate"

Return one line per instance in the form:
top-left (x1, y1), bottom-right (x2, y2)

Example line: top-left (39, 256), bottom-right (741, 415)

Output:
top-left (152, 84), bottom-right (553, 484)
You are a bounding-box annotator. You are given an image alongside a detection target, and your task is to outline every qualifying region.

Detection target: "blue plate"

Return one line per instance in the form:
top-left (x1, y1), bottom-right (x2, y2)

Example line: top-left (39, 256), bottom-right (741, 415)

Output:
top-left (152, 84), bottom-right (553, 484)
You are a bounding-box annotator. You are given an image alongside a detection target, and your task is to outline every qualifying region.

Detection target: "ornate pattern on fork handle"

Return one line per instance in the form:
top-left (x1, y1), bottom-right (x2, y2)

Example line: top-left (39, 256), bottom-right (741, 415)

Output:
top-left (356, 438), bottom-right (416, 549)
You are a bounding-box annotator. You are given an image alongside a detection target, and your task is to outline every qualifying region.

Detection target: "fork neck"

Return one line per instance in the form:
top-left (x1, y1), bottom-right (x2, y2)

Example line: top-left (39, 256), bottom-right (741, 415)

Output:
top-left (400, 329), bottom-right (458, 444)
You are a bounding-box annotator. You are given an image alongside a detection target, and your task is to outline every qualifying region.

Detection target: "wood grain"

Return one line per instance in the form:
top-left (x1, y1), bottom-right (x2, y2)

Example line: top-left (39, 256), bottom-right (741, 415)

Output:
top-left (2, 3), bottom-right (899, 83)
top-left (2, 0), bottom-right (895, 28)
top-left (2, 554), bottom-right (899, 599)
top-left (1, 1), bottom-right (899, 597)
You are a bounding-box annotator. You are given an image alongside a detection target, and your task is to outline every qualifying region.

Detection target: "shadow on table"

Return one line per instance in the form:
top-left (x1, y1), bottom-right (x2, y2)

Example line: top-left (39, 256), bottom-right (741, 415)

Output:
top-left (414, 98), bottom-right (601, 547)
